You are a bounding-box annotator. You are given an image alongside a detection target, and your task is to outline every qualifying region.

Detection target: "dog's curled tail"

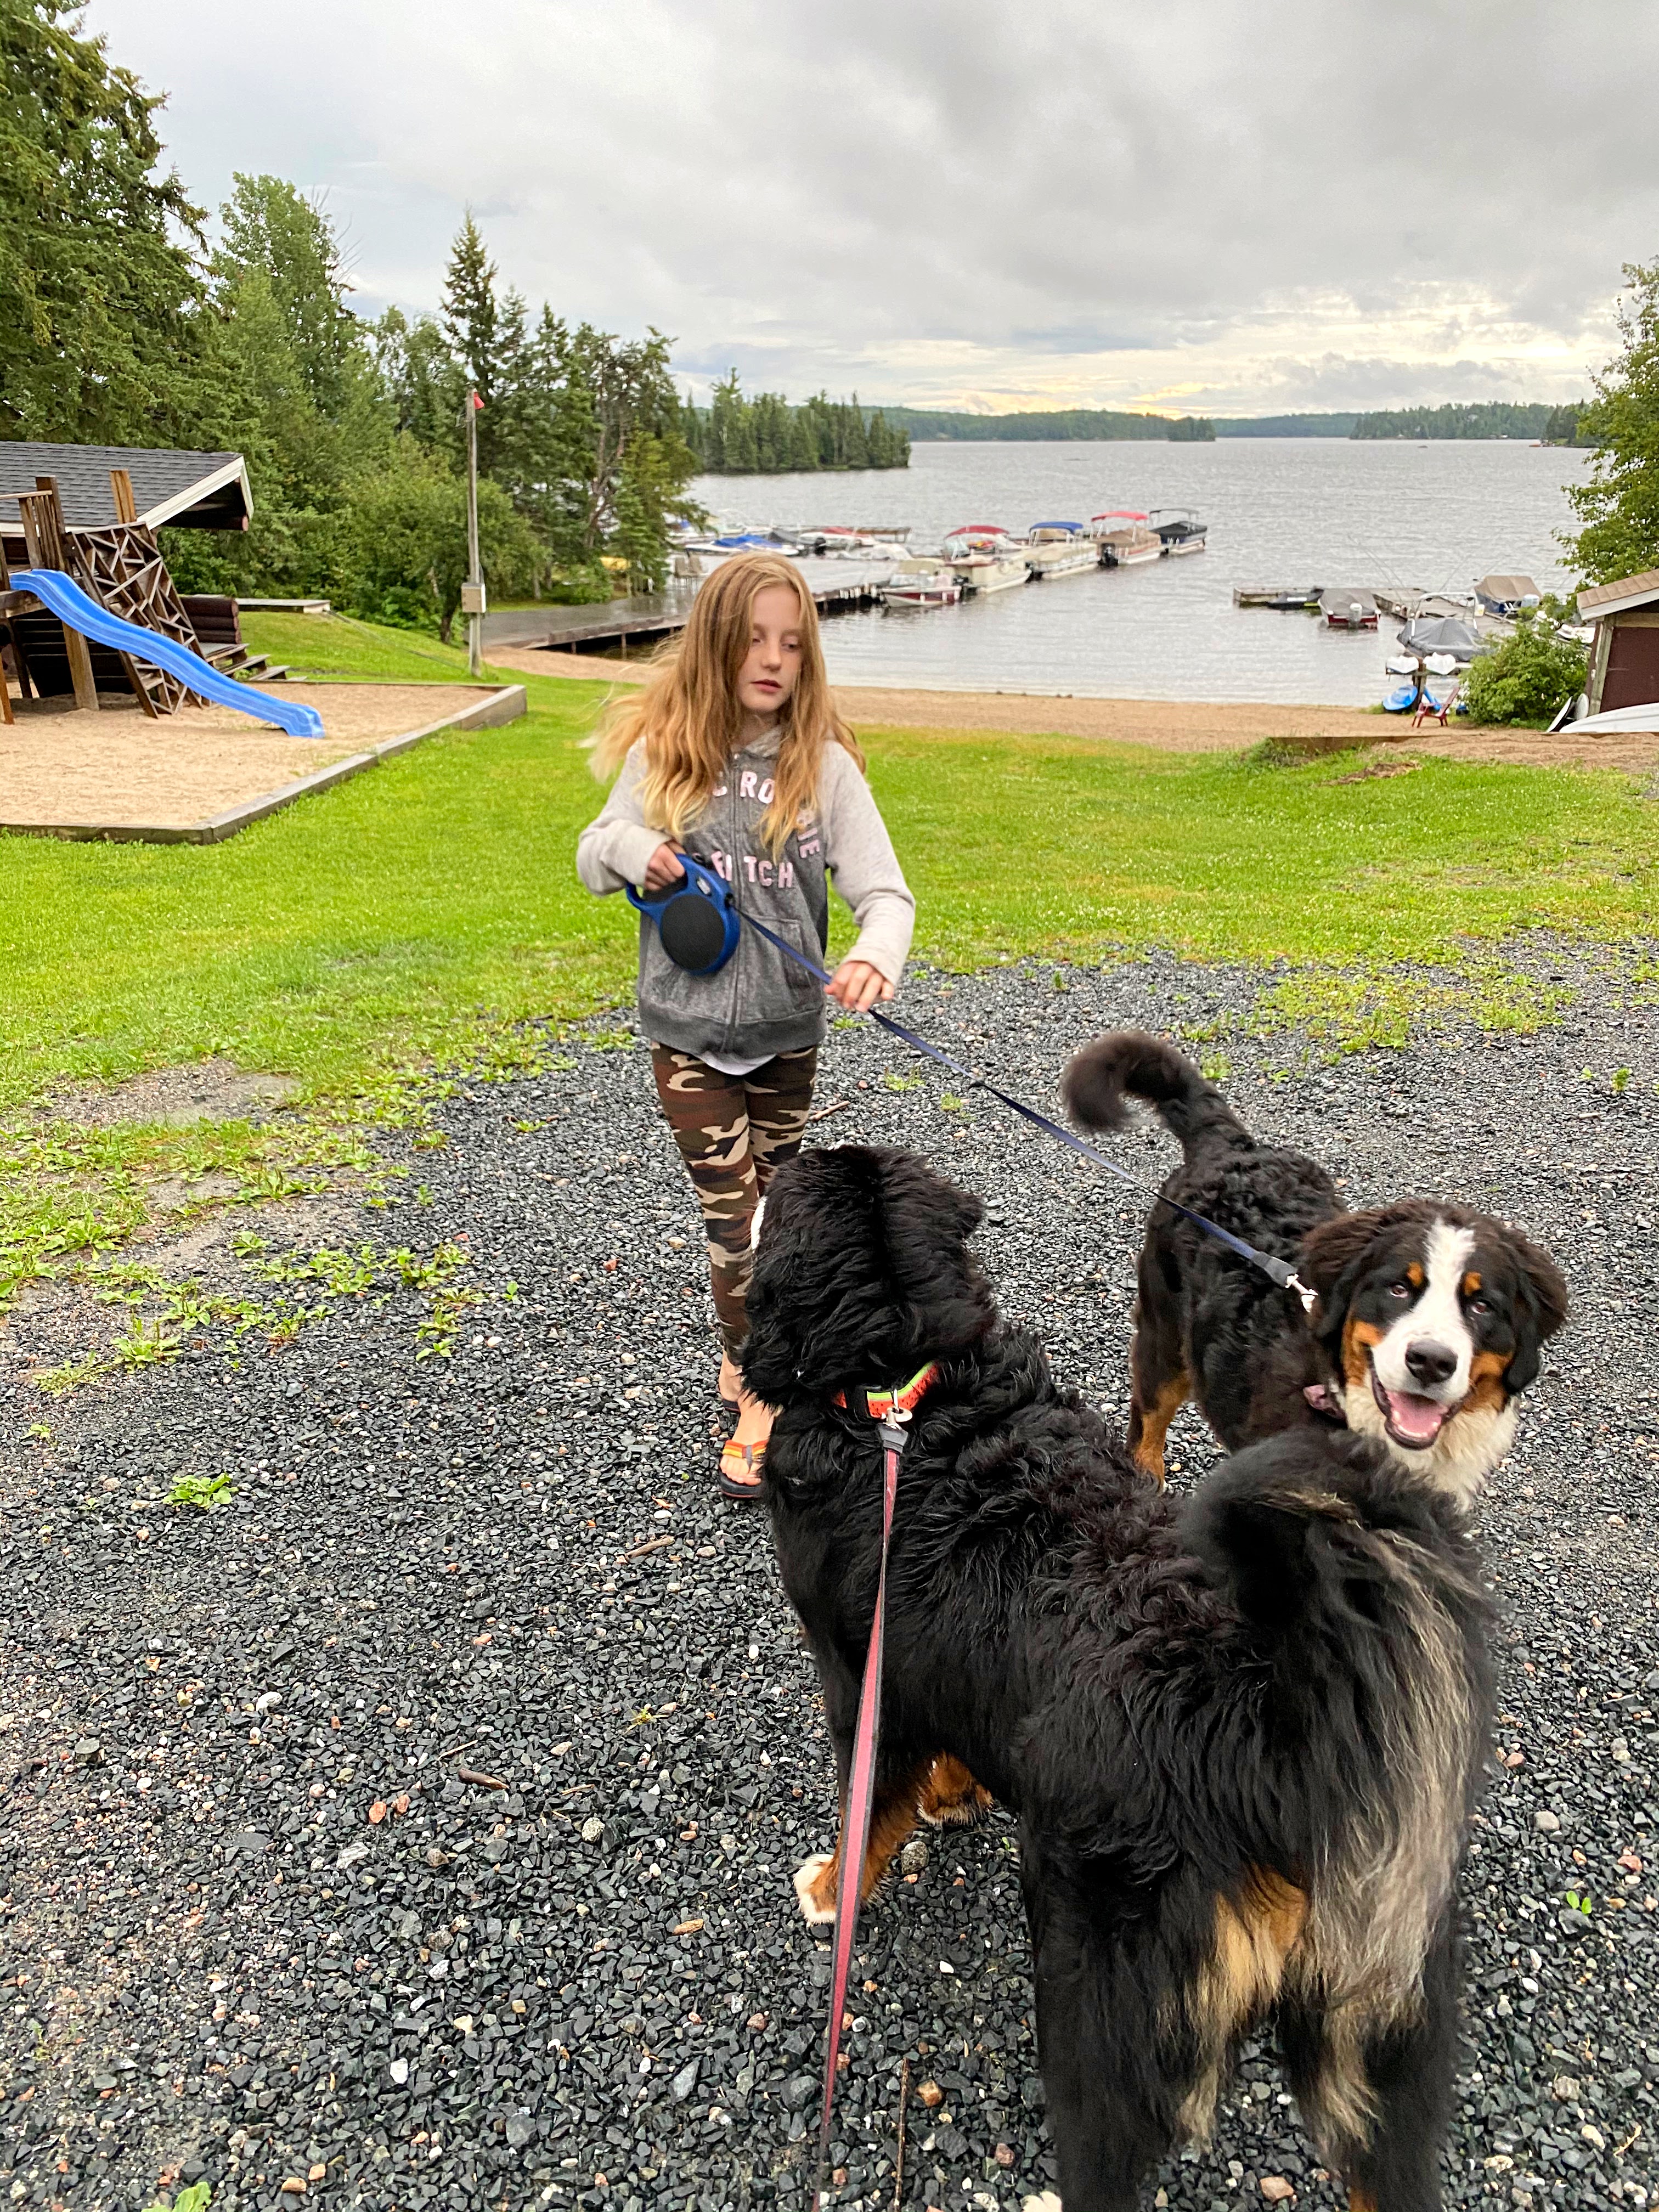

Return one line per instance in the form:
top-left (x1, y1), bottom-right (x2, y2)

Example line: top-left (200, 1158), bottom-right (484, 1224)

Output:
top-left (1182, 1428), bottom-right (1492, 1876)
top-left (1060, 1030), bottom-right (1245, 1156)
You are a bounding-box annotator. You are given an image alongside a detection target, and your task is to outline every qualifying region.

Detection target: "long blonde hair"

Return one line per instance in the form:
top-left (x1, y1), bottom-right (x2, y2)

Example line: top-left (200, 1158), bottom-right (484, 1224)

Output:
top-left (588, 550), bottom-right (864, 855)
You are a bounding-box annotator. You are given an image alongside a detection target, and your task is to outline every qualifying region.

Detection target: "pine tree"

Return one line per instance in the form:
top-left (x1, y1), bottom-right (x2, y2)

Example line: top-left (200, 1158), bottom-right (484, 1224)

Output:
top-left (0, 0), bottom-right (211, 441)
top-left (441, 212), bottom-right (499, 438)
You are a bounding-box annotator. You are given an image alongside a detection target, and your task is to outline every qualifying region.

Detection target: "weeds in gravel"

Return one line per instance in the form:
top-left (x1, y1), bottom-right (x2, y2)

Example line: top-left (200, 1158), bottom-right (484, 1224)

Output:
top-left (1244, 962), bottom-right (1574, 1057)
top-left (144, 2184), bottom-right (211, 2212)
top-left (166, 1471), bottom-right (234, 1511)
top-left (25, 1234), bottom-right (479, 1395)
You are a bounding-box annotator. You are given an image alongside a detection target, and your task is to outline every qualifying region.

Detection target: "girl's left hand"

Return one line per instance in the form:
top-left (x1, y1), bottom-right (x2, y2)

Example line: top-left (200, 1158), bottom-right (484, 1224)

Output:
top-left (826, 960), bottom-right (894, 1014)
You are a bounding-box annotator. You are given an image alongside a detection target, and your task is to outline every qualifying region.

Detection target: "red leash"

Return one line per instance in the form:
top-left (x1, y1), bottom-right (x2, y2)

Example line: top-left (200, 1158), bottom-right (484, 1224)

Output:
top-left (811, 1382), bottom-right (927, 2212)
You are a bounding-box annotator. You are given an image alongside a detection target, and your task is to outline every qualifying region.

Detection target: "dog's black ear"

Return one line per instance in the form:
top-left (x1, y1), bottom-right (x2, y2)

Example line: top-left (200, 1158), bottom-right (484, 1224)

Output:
top-left (1501, 1227), bottom-right (1568, 1394)
top-left (1299, 1208), bottom-right (1389, 1347)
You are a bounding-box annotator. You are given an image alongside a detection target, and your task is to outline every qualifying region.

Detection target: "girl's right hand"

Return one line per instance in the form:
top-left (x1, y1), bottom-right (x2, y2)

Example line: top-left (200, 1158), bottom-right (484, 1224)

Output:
top-left (642, 842), bottom-right (687, 892)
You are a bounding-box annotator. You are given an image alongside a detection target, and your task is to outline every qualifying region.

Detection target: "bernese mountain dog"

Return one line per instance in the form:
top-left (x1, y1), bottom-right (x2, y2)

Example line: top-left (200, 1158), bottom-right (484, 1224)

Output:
top-left (1061, 1032), bottom-right (1567, 1498)
top-left (744, 1143), bottom-right (1495, 2212)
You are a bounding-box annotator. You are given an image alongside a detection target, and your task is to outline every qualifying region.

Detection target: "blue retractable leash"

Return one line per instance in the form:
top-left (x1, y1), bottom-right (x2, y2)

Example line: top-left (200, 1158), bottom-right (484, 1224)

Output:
top-left (629, 856), bottom-right (1314, 1308)
top-left (625, 852), bottom-right (741, 975)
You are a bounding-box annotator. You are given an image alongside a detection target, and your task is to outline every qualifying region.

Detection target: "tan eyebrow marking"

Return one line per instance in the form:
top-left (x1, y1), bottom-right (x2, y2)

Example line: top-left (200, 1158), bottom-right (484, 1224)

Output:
top-left (1406, 1261), bottom-right (1425, 1288)
top-left (1463, 1271), bottom-right (1482, 1296)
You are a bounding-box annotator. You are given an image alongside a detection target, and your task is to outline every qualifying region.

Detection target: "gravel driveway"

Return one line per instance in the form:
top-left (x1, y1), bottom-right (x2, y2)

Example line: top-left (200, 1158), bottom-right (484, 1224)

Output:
top-left (3, 951), bottom-right (1656, 2212)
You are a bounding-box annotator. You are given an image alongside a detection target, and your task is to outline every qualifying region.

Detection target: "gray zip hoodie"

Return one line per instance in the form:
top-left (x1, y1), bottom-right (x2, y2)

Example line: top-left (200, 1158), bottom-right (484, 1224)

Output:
top-left (576, 727), bottom-right (915, 1064)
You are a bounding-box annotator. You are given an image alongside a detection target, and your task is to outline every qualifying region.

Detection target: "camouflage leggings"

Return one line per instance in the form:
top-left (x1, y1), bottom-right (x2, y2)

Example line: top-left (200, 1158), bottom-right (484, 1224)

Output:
top-left (650, 1045), bottom-right (819, 1358)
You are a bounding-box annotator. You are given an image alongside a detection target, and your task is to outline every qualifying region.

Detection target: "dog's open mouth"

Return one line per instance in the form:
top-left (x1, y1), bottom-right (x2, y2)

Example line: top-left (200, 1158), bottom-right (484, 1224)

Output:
top-left (1369, 1364), bottom-right (1457, 1449)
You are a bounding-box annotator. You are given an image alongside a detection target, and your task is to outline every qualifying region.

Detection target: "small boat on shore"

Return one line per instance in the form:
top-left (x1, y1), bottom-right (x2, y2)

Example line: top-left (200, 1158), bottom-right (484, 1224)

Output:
top-left (1023, 522), bottom-right (1097, 578)
top-left (1149, 507), bottom-right (1207, 554)
top-left (1091, 511), bottom-right (1163, 567)
top-left (1318, 587), bottom-right (1379, 630)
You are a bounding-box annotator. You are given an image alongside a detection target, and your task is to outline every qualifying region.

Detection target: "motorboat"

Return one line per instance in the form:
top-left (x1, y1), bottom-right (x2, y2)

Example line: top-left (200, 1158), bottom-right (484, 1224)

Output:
top-left (942, 523), bottom-right (1030, 594)
top-left (1474, 572), bottom-right (1541, 617)
top-left (880, 558), bottom-right (963, 609)
top-left (954, 551), bottom-right (1031, 594)
top-left (790, 524), bottom-right (912, 556)
top-left (1149, 507), bottom-right (1207, 554)
top-left (686, 529), bottom-right (777, 554)
top-left (1234, 584), bottom-right (1321, 609)
top-left (1023, 522), bottom-right (1098, 578)
top-left (1318, 588), bottom-right (1379, 630)
top-left (1090, 511), bottom-right (1163, 567)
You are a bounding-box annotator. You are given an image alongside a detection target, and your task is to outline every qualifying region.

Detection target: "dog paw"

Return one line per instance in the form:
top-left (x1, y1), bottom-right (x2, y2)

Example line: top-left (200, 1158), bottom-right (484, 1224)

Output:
top-left (918, 1786), bottom-right (994, 1830)
top-left (793, 1853), bottom-right (837, 1926)
top-left (917, 1757), bottom-right (995, 1830)
top-left (1021, 2193), bottom-right (1063, 2212)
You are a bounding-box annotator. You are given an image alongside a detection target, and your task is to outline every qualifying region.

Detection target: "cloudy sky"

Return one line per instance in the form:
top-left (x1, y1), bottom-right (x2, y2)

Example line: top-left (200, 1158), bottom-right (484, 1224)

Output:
top-left (87, 0), bottom-right (1656, 417)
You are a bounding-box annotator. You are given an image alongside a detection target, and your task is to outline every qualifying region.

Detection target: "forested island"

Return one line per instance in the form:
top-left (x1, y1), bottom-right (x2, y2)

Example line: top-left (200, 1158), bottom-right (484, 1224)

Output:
top-left (685, 375), bottom-right (910, 473)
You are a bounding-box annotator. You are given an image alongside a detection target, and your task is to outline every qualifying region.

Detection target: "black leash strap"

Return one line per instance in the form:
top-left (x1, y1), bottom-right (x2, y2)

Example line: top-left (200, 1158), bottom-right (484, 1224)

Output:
top-left (738, 905), bottom-right (1316, 1311)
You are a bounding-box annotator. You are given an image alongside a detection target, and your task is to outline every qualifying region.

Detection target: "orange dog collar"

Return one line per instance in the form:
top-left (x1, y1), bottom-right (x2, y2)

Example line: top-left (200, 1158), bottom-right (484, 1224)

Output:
top-left (831, 1359), bottom-right (940, 1421)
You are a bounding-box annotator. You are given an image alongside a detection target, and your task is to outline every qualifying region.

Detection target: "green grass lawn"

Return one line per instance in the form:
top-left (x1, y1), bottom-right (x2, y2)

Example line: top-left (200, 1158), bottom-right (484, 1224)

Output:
top-left (2, 612), bottom-right (1656, 1113)
top-left (3, 610), bottom-right (1654, 1306)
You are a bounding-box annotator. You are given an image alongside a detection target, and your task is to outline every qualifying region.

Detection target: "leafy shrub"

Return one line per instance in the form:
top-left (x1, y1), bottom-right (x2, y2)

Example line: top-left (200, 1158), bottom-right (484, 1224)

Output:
top-left (1462, 614), bottom-right (1588, 727)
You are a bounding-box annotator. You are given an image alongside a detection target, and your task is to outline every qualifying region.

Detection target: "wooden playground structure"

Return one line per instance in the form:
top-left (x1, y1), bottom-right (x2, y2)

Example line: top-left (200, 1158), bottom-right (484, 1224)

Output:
top-left (0, 466), bottom-right (284, 725)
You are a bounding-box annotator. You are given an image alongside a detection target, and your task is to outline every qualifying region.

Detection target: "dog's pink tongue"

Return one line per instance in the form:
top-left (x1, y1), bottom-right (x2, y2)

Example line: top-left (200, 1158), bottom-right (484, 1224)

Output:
top-left (1385, 1389), bottom-right (1448, 1445)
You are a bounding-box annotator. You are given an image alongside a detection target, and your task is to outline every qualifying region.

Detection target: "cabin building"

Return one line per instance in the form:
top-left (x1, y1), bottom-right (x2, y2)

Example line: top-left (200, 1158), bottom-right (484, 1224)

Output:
top-left (1578, 568), bottom-right (1659, 716)
top-left (0, 442), bottom-right (251, 569)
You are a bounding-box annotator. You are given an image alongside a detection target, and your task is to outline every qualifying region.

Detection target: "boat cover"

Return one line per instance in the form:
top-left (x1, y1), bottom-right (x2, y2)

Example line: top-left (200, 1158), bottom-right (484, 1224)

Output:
top-left (1398, 616), bottom-right (1479, 658)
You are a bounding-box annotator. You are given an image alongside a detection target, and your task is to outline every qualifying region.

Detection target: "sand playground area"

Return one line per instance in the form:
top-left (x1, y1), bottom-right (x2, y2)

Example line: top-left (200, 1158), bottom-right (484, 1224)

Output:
top-left (1, 681), bottom-right (524, 841)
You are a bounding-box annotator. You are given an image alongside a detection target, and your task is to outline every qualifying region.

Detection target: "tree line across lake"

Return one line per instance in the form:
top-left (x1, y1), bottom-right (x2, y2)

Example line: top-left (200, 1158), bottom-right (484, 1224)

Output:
top-left (887, 400), bottom-right (1593, 443)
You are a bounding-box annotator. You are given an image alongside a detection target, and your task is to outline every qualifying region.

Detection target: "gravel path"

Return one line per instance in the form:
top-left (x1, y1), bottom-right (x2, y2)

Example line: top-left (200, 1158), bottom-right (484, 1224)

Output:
top-left (3, 952), bottom-right (1657, 2212)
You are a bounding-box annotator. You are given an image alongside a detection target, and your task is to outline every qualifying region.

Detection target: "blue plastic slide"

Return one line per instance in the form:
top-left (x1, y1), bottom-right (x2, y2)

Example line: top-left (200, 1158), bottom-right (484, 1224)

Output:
top-left (13, 567), bottom-right (325, 738)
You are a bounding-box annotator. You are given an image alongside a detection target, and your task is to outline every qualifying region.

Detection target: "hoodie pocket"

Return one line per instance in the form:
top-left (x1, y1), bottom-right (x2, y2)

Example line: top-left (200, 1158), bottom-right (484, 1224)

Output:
top-left (766, 917), bottom-right (826, 1001)
top-left (638, 923), bottom-right (730, 1031)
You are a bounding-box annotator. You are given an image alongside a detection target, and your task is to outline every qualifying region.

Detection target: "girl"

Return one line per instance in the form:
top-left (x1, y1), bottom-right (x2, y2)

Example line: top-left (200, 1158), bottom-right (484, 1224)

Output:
top-left (577, 552), bottom-right (914, 1498)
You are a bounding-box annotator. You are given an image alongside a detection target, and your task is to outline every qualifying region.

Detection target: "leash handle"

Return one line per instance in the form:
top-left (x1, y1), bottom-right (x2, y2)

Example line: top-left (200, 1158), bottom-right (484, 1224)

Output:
top-left (737, 902), bottom-right (1313, 1307)
top-left (812, 1412), bottom-right (909, 2210)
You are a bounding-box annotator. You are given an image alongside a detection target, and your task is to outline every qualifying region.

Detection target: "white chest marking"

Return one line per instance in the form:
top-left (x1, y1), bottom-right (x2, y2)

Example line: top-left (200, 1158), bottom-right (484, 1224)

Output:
top-left (1369, 1220), bottom-right (1477, 1402)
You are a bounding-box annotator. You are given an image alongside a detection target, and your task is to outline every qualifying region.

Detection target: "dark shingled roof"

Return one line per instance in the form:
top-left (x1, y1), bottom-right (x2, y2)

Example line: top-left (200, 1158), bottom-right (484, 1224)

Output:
top-left (0, 442), bottom-right (251, 532)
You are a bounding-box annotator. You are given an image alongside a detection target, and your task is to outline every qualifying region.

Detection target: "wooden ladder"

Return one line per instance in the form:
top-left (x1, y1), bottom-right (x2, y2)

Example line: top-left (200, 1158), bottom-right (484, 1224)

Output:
top-left (67, 467), bottom-right (207, 715)
top-left (2, 471), bottom-right (210, 716)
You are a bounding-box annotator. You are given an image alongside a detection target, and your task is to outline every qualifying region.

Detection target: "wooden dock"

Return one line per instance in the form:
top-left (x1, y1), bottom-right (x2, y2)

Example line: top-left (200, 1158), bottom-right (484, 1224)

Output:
top-left (481, 556), bottom-right (895, 657)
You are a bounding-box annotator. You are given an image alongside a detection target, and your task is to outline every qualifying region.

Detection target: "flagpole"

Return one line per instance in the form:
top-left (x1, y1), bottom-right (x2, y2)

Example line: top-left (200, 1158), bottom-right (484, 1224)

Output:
top-left (465, 389), bottom-right (483, 678)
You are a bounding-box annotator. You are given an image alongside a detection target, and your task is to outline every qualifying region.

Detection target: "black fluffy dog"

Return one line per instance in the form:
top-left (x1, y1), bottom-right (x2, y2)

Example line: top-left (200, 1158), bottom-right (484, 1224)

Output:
top-left (1062, 1032), bottom-right (1567, 1499)
top-left (744, 1144), bottom-right (1494, 2212)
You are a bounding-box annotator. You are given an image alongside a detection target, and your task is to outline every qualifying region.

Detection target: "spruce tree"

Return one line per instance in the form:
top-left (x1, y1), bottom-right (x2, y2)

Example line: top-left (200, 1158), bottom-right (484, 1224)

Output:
top-left (441, 213), bottom-right (499, 417)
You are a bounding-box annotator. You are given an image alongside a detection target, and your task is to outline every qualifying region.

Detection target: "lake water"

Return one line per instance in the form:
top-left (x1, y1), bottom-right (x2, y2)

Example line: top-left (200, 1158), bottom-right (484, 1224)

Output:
top-left (690, 440), bottom-right (1592, 705)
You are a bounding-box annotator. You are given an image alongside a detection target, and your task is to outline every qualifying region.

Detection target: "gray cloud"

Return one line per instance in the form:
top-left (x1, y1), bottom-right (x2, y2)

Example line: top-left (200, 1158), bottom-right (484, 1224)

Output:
top-left (86, 0), bottom-right (1656, 410)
